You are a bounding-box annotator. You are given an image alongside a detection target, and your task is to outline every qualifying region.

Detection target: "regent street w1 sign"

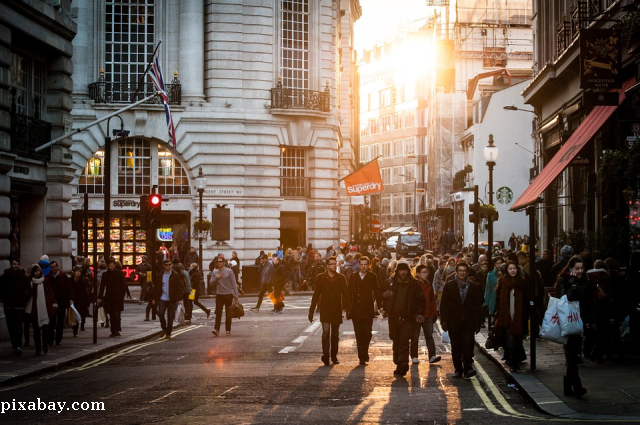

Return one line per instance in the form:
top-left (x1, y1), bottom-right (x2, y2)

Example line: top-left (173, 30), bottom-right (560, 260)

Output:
top-left (580, 28), bottom-right (621, 89)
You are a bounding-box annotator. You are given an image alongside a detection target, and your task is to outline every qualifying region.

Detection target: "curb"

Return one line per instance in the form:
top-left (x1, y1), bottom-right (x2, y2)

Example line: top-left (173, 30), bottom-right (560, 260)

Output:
top-left (0, 327), bottom-right (169, 387)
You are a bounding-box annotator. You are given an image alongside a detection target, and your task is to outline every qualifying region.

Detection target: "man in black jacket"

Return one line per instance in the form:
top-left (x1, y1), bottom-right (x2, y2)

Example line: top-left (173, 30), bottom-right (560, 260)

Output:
top-left (304, 252), bottom-right (326, 291)
top-left (0, 260), bottom-right (31, 356)
top-left (348, 256), bottom-right (382, 365)
top-left (382, 261), bottom-right (426, 376)
top-left (98, 258), bottom-right (128, 337)
top-left (440, 261), bottom-right (483, 378)
top-left (48, 261), bottom-right (74, 346)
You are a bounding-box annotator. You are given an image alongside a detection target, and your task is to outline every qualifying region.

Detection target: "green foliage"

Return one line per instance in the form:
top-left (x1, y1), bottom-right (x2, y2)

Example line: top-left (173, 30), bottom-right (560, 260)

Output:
top-left (615, 10), bottom-right (640, 46)
top-left (553, 226), bottom-right (633, 263)
top-left (598, 141), bottom-right (640, 194)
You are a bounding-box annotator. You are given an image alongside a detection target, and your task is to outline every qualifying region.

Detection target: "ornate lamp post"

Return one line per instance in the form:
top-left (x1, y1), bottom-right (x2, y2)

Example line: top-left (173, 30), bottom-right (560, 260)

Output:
top-left (196, 168), bottom-right (207, 272)
top-left (483, 134), bottom-right (499, 270)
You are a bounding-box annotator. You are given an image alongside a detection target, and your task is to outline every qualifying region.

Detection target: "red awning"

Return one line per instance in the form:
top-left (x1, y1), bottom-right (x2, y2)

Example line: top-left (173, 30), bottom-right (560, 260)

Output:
top-left (510, 78), bottom-right (636, 211)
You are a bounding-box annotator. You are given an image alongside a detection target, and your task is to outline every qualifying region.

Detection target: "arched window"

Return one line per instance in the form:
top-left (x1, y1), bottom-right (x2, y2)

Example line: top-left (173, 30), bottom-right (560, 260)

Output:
top-left (78, 138), bottom-right (190, 195)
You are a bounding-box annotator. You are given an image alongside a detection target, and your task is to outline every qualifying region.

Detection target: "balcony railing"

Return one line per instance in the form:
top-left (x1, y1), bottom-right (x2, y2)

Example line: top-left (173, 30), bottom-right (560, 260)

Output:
top-left (271, 81), bottom-right (330, 113)
top-left (10, 112), bottom-right (52, 162)
top-left (556, 1), bottom-right (597, 57)
top-left (280, 176), bottom-right (310, 197)
top-left (88, 70), bottom-right (181, 105)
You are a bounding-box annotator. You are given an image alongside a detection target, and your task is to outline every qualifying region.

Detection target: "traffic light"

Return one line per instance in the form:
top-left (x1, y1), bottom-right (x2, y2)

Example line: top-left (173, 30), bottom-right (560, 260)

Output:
top-left (139, 195), bottom-right (149, 228)
top-left (469, 202), bottom-right (479, 224)
top-left (148, 193), bottom-right (162, 229)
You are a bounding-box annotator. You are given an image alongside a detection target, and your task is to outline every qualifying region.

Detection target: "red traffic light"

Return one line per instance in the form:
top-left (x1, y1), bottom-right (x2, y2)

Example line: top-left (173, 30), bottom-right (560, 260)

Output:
top-left (149, 194), bottom-right (161, 206)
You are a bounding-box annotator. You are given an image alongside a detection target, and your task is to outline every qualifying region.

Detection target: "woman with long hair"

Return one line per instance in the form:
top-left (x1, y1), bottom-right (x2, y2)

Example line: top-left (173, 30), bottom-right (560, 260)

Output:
top-left (25, 265), bottom-right (56, 355)
top-left (555, 255), bottom-right (593, 398)
top-left (70, 266), bottom-right (89, 335)
top-left (494, 261), bottom-right (527, 371)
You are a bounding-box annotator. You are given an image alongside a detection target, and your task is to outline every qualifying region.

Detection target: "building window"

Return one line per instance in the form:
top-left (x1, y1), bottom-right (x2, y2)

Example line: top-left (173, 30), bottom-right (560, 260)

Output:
top-left (393, 112), bottom-right (403, 131)
top-left (381, 89), bottom-right (391, 107)
top-left (404, 164), bottom-right (415, 181)
top-left (281, 0), bottom-right (309, 89)
top-left (393, 139), bottom-right (403, 157)
top-left (117, 139), bottom-right (151, 194)
top-left (360, 146), bottom-right (368, 163)
top-left (381, 194), bottom-right (391, 215)
top-left (105, 0), bottom-right (155, 86)
top-left (158, 146), bottom-right (190, 194)
top-left (381, 167), bottom-right (391, 185)
top-left (280, 147), bottom-right (307, 197)
top-left (382, 141), bottom-right (391, 159)
top-left (393, 166), bottom-right (403, 184)
top-left (360, 121), bottom-right (369, 138)
top-left (79, 152), bottom-right (105, 194)
top-left (370, 118), bottom-right (379, 135)
top-left (404, 110), bottom-right (415, 128)
top-left (395, 85), bottom-right (404, 103)
top-left (405, 193), bottom-right (414, 216)
top-left (404, 137), bottom-right (416, 157)
top-left (380, 115), bottom-right (391, 133)
top-left (10, 52), bottom-right (44, 118)
top-left (371, 144), bottom-right (380, 159)
top-left (392, 193), bottom-right (403, 215)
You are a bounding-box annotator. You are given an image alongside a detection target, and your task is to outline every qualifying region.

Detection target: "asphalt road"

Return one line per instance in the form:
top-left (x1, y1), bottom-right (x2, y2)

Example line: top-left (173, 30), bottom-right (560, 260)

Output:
top-left (0, 296), bottom-right (562, 424)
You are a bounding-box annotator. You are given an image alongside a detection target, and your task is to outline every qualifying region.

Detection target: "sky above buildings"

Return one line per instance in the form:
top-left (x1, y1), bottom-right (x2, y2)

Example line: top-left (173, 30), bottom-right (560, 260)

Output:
top-left (354, 0), bottom-right (432, 53)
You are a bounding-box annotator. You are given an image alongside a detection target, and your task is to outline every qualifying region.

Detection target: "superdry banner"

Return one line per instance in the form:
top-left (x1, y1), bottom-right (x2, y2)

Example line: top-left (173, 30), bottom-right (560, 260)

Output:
top-left (342, 159), bottom-right (384, 196)
top-left (580, 28), bottom-right (621, 89)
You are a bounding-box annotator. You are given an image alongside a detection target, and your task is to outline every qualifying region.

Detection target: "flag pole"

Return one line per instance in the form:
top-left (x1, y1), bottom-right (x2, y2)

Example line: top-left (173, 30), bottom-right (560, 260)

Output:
top-left (132, 41), bottom-right (162, 101)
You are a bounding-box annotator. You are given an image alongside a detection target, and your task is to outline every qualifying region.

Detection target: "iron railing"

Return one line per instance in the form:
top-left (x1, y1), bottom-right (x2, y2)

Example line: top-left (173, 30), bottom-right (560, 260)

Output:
top-left (556, 1), bottom-right (599, 56)
top-left (10, 112), bottom-right (52, 162)
top-left (280, 176), bottom-right (310, 197)
top-left (88, 71), bottom-right (181, 105)
top-left (271, 80), bottom-right (330, 112)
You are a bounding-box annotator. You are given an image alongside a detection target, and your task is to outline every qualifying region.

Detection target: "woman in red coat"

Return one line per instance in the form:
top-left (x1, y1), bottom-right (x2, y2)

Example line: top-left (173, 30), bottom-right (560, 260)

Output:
top-left (494, 261), bottom-right (528, 371)
top-left (412, 264), bottom-right (442, 365)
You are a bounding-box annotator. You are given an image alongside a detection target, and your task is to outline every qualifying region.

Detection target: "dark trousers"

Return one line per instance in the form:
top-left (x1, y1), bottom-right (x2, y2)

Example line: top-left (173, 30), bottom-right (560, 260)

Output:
top-left (72, 306), bottom-right (87, 336)
top-left (31, 320), bottom-right (48, 354)
top-left (353, 318), bottom-right (373, 361)
top-left (215, 294), bottom-right (234, 332)
top-left (321, 322), bottom-right (340, 359)
top-left (390, 317), bottom-right (413, 368)
top-left (182, 294), bottom-right (193, 320)
top-left (192, 291), bottom-right (210, 315)
top-left (146, 301), bottom-right (157, 320)
top-left (48, 307), bottom-right (66, 345)
top-left (450, 329), bottom-right (475, 373)
top-left (4, 307), bottom-right (24, 349)
top-left (139, 281), bottom-right (148, 303)
top-left (273, 282), bottom-right (285, 311)
top-left (158, 300), bottom-right (176, 336)
top-left (108, 309), bottom-right (122, 334)
top-left (255, 284), bottom-right (270, 309)
top-left (412, 316), bottom-right (437, 358)
top-left (565, 335), bottom-right (583, 381)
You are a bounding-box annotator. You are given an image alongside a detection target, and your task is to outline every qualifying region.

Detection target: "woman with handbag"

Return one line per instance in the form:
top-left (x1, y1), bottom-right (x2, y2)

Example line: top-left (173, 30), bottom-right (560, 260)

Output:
top-left (493, 261), bottom-right (528, 371)
top-left (70, 266), bottom-right (89, 335)
top-left (555, 255), bottom-right (593, 398)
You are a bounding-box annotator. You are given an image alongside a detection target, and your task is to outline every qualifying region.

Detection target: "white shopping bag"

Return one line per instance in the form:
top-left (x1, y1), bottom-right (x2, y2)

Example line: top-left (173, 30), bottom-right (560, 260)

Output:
top-left (442, 331), bottom-right (450, 344)
top-left (70, 304), bottom-right (82, 325)
top-left (175, 303), bottom-right (185, 325)
top-left (557, 295), bottom-right (584, 337)
top-left (540, 296), bottom-right (567, 344)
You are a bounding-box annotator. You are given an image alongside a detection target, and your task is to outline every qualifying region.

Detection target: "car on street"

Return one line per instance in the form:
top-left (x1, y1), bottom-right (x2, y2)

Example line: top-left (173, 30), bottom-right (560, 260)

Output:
top-left (396, 231), bottom-right (426, 259)
top-left (386, 236), bottom-right (398, 251)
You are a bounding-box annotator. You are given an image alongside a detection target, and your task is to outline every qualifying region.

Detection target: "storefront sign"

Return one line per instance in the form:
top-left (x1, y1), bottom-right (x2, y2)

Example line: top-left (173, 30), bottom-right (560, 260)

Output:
top-left (112, 199), bottom-right (140, 209)
top-left (580, 28), bottom-right (621, 89)
top-left (157, 227), bottom-right (173, 241)
top-left (204, 188), bottom-right (244, 196)
top-left (496, 187), bottom-right (513, 205)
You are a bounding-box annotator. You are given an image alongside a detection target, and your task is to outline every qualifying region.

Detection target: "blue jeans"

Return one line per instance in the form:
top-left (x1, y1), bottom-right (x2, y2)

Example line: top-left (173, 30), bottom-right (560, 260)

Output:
top-left (158, 300), bottom-right (177, 336)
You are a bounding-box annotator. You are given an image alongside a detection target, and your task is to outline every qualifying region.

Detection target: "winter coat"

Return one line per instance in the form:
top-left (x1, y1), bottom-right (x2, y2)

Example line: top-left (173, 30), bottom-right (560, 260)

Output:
top-left (440, 277), bottom-right (483, 334)
top-left (154, 270), bottom-right (184, 303)
top-left (0, 267), bottom-right (31, 308)
top-left (385, 274), bottom-right (425, 322)
top-left (189, 268), bottom-right (205, 296)
top-left (70, 276), bottom-right (89, 314)
top-left (418, 278), bottom-right (439, 319)
top-left (49, 271), bottom-right (74, 309)
top-left (348, 271), bottom-right (382, 320)
top-left (484, 269), bottom-right (499, 314)
top-left (99, 270), bottom-right (127, 313)
top-left (309, 271), bottom-right (350, 325)
top-left (556, 271), bottom-right (594, 325)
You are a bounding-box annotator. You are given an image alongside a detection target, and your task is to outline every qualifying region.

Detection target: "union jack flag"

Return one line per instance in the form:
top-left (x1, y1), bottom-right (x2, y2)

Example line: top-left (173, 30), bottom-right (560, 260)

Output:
top-left (149, 51), bottom-right (176, 149)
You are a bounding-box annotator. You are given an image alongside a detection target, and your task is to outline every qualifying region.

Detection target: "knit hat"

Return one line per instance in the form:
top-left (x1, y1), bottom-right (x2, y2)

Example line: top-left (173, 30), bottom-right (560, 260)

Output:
top-left (560, 245), bottom-right (574, 258)
top-left (396, 260), bottom-right (411, 272)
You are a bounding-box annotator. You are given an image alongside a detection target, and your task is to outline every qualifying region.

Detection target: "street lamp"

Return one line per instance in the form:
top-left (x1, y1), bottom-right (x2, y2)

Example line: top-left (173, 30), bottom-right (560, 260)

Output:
top-left (483, 134), bottom-right (499, 271)
top-left (196, 167), bottom-right (207, 271)
top-left (196, 167), bottom-right (207, 272)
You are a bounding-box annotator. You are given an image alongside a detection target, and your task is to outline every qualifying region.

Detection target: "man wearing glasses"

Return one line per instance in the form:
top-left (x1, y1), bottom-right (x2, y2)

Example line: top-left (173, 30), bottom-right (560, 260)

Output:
top-left (308, 256), bottom-right (350, 365)
top-left (0, 260), bottom-right (30, 356)
top-left (347, 256), bottom-right (382, 365)
top-left (210, 257), bottom-right (240, 336)
top-left (152, 260), bottom-right (183, 340)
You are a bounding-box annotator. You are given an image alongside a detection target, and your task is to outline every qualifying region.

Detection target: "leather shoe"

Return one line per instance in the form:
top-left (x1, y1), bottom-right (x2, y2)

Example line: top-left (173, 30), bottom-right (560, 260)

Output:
top-left (321, 355), bottom-right (329, 366)
top-left (464, 370), bottom-right (477, 378)
top-left (331, 357), bottom-right (340, 365)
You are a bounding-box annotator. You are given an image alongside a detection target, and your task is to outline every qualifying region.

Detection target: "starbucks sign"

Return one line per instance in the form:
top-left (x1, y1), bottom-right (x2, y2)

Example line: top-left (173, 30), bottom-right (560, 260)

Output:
top-left (496, 187), bottom-right (513, 205)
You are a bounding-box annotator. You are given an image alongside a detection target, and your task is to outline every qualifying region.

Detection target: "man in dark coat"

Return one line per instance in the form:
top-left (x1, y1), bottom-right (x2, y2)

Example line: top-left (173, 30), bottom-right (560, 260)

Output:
top-left (183, 247), bottom-right (199, 269)
top-left (304, 252), bottom-right (326, 291)
top-left (136, 255), bottom-right (154, 307)
top-left (382, 260), bottom-right (426, 376)
top-left (47, 261), bottom-right (74, 346)
top-left (440, 261), bottom-right (483, 378)
top-left (98, 258), bottom-right (128, 337)
top-left (0, 260), bottom-right (31, 356)
top-left (309, 256), bottom-right (351, 365)
top-left (347, 256), bottom-right (382, 365)
top-left (152, 259), bottom-right (184, 340)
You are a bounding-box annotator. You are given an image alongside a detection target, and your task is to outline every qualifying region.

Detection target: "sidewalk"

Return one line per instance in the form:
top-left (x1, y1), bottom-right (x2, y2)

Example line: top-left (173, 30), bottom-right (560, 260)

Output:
top-left (475, 328), bottom-right (640, 420)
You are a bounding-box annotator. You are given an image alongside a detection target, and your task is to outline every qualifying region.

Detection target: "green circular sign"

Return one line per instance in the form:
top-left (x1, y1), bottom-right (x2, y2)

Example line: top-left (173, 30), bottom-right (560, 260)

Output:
top-left (496, 186), bottom-right (513, 204)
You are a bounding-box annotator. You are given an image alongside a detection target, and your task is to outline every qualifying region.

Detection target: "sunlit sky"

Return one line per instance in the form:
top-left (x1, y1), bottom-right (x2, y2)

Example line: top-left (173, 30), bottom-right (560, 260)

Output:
top-left (354, 0), bottom-right (433, 53)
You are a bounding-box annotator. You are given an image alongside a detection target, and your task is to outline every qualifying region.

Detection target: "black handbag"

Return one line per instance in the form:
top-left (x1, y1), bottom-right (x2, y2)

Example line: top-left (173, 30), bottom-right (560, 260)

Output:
top-left (485, 327), bottom-right (507, 350)
top-left (229, 298), bottom-right (245, 319)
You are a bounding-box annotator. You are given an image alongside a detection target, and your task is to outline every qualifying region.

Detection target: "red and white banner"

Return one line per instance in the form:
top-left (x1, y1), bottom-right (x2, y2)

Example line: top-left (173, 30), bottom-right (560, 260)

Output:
top-left (342, 159), bottom-right (384, 196)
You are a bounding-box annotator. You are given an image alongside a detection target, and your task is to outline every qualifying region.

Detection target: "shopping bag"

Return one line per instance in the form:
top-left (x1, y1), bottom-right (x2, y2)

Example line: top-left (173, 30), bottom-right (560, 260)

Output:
top-left (70, 304), bottom-right (82, 326)
top-left (175, 303), bottom-right (185, 325)
top-left (64, 307), bottom-right (77, 327)
top-left (485, 326), bottom-right (507, 350)
top-left (442, 331), bottom-right (450, 344)
top-left (188, 289), bottom-right (196, 301)
top-left (229, 298), bottom-right (245, 319)
top-left (98, 306), bottom-right (106, 324)
top-left (540, 296), bottom-right (568, 344)
top-left (557, 295), bottom-right (583, 337)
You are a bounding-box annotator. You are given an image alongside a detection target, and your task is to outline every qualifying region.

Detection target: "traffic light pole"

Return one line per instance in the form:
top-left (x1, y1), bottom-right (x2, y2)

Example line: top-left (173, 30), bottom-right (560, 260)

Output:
top-left (473, 185), bottom-right (479, 261)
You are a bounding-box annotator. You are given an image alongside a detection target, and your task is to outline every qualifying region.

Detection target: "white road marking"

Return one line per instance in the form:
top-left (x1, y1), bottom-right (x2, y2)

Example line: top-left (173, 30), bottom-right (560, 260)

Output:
top-left (303, 321), bottom-right (321, 333)
top-left (291, 336), bottom-right (308, 344)
top-left (217, 386), bottom-right (239, 398)
top-left (149, 390), bottom-right (180, 403)
top-left (279, 346), bottom-right (296, 354)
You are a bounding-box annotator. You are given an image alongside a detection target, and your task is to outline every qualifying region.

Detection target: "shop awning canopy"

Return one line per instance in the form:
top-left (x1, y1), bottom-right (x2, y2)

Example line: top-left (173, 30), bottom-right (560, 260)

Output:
top-left (381, 226), bottom-right (400, 233)
top-left (395, 226), bottom-right (414, 233)
top-left (510, 78), bottom-right (635, 211)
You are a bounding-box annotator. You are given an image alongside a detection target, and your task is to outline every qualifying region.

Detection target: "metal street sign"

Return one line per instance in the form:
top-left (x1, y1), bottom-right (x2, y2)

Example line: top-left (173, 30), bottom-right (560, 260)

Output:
top-left (370, 219), bottom-right (382, 233)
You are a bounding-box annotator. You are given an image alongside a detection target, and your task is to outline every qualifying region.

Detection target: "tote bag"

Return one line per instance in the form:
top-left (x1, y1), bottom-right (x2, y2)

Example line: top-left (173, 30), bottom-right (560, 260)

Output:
top-left (540, 296), bottom-right (568, 344)
top-left (557, 295), bottom-right (584, 337)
